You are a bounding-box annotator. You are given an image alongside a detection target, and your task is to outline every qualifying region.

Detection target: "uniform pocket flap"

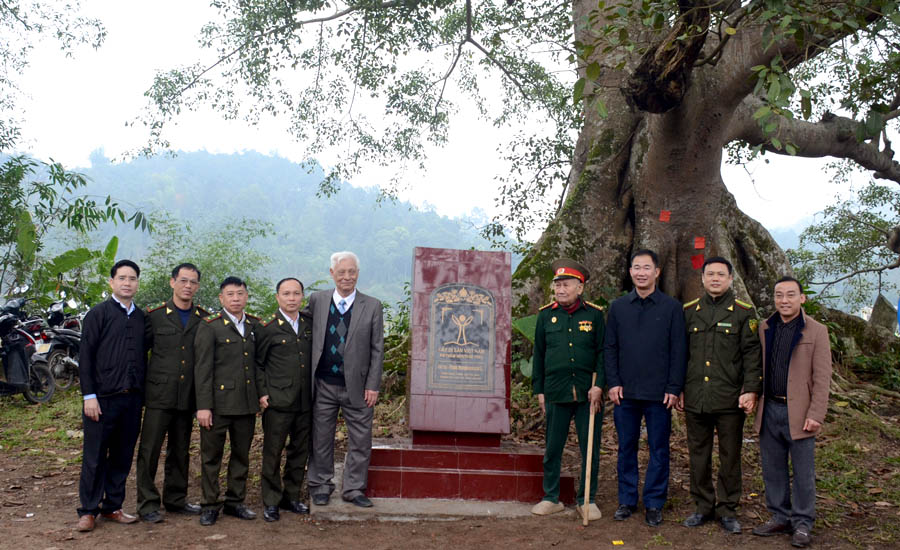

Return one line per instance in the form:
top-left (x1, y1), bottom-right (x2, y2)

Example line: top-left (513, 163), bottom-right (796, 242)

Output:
top-left (270, 377), bottom-right (293, 389)
top-left (715, 325), bottom-right (737, 335)
top-left (216, 336), bottom-right (238, 344)
top-left (217, 380), bottom-right (235, 390)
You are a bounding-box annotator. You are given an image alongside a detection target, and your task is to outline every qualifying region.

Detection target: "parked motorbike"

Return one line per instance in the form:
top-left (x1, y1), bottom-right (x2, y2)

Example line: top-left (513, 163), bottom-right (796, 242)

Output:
top-left (38, 325), bottom-right (81, 390)
top-left (0, 298), bottom-right (55, 403)
top-left (36, 301), bottom-right (83, 390)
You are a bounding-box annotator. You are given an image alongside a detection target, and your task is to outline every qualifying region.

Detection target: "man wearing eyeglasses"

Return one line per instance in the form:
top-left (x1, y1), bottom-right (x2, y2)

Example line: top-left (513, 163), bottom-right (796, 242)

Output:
top-left (136, 263), bottom-right (208, 523)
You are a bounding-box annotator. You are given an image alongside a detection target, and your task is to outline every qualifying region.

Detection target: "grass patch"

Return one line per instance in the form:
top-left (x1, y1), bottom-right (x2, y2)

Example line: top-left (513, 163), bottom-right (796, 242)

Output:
top-left (0, 389), bottom-right (83, 455)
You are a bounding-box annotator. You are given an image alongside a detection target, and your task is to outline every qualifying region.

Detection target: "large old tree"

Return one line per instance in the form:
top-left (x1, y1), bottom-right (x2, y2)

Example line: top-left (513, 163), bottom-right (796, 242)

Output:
top-left (144, 0), bottom-right (900, 312)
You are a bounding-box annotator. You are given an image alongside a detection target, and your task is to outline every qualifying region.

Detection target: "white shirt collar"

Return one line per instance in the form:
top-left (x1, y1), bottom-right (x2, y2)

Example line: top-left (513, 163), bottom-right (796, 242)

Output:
top-left (332, 289), bottom-right (357, 310)
top-left (111, 294), bottom-right (135, 316)
top-left (279, 308), bottom-right (299, 334)
top-left (224, 309), bottom-right (246, 336)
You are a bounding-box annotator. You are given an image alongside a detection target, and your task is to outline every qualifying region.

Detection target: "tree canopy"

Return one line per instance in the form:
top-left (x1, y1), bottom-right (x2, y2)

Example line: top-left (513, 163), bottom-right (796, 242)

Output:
top-left (141, 1), bottom-right (900, 309)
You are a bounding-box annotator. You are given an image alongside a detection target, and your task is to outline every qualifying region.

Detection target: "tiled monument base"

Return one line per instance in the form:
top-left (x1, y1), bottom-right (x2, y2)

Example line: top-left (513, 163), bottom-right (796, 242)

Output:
top-left (366, 438), bottom-right (575, 504)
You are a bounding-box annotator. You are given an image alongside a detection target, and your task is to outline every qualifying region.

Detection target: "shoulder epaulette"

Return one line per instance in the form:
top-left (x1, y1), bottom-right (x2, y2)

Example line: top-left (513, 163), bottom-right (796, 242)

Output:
top-left (683, 298), bottom-right (700, 309)
top-left (299, 310), bottom-right (312, 320)
top-left (263, 313), bottom-right (278, 327)
top-left (245, 313), bottom-right (260, 322)
top-left (539, 301), bottom-right (555, 311)
top-left (204, 313), bottom-right (221, 323)
top-left (146, 301), bottom-right (167, 314)
top-left (584, 300), bottom-right (604, 311)
top-left (735, 299), bottom-right (753, 310)
top-left (195, 306), bottom-right (209, 317)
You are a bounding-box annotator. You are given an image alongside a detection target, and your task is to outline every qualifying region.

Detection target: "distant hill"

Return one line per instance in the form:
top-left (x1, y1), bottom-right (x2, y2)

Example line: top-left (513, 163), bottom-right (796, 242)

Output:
top-left (44, 150), bottom-right (510, 306)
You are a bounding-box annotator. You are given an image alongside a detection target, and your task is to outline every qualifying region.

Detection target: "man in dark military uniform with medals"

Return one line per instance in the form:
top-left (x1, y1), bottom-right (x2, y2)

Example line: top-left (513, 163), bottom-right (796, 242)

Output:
top-left (137, 263), bottom-right (207, 523)
top-left (194, 276), bottom-right (260, 526)
top-left (680, 257), bottom-right (762, 534)
top-left (531, 259), bottom-right (605, 521)
top-left (255, 278), bottom-right (313, 522)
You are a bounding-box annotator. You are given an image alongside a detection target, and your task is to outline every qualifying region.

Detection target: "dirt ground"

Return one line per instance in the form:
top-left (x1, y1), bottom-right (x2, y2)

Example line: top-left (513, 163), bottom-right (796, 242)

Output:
top-left (1, 427), bottom-right (894, 550)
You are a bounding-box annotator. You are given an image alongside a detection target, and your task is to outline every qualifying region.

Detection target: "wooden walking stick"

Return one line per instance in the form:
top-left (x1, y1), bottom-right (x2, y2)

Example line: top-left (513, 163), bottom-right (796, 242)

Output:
top-left (582, 372), bottom-right (598, 526)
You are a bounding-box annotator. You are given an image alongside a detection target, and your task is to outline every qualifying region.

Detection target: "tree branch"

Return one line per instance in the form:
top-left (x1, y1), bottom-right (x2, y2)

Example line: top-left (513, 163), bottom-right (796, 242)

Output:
top-left (812, 256), bottom-right (900, 294)
top-left (729, 96), bottom-right (900, 184)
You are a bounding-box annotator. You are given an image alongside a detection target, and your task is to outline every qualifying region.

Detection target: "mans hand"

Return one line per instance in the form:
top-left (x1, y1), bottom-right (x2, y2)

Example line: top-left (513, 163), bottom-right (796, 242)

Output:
top-left (537, 393), bottom-right (545, 414)
top-left (83, 398), bottom-right (101, 422)
top-left (738, 392), bottom-right (757, 414)
top-left (675, 392), bottom-right (684, 412)
top-left (588, 386), bottom-right (603, 414)
top-left (803, 418), bottom-right (822, 433)
top-left (607, 386), bottom-right (623, 406)
top-left (663, 393), bottom-right (679, 410)
top-left (197, 409), bottom-right (213, 430)
top-left (259, 395), bottom-right (269, 410)
top-left (364, 390), bottom-right (379, 408)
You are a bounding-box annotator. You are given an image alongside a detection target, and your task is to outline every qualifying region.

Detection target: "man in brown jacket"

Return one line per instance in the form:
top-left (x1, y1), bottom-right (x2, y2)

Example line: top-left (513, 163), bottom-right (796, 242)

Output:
top-left (752, 276), bottom-right (832, 548)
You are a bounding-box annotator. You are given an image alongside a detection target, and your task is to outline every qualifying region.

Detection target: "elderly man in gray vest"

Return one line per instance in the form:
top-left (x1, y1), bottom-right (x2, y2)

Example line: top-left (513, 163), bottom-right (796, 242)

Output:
top-left (306, 251), bottom-right (384, 508)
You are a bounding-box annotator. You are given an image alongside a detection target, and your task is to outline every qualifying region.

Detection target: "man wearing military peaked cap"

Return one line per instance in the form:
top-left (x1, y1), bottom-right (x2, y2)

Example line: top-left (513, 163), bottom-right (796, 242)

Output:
top-left (551, 258), bottom-right (590, 283)
top-left (531, 257), bottom-right (605, 521)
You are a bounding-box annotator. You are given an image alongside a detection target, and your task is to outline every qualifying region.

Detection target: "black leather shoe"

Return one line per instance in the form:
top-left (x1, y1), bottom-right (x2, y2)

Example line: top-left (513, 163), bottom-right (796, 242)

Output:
top-left (223, 504), bottom-right (257, 520)
top-left (645, 508), bottom-right (663, 527)
top-left (791, 526), bottom-right (811, 548)
top-left (263, 505), bottom-right (280, 522)
top-left (752, 518), bottom-right (792, 536)
top-left (720, 516), bottom-right (742, 534)
top-left (312, 493), bottom-right (330, 506)
top-left (140, 510), bottom-right (163, 523)
top-left (166, 502), bottom-right (202, 515)
top-left (682, 512), bottom-right (713, 527)
top-left (279, 500), bottom-right (310, 514)
top-left (199, 509), bottom-right (218, 526)
top-left (613, 504), bottom-right (636, 521)
top-left (345, 495), bottom-right (374, 508)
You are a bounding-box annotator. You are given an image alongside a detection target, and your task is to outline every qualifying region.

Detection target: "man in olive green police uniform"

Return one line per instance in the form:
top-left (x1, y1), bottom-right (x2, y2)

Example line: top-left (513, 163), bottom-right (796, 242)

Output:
top-left (256, 278), bottom-right (313, 522)
top-left (679, 256), bottom-right (762, 534)
top-left (194, 276), bottom-right (260, 526)
top-left (136, 263), bottom-right (207, 523)
top-left (531, 258), bottom-right (605, 521)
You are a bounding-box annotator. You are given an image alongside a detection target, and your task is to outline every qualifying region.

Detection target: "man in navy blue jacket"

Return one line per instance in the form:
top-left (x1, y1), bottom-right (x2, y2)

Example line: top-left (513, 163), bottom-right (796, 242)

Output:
top-left (605, 249), bottom-right (686, 527)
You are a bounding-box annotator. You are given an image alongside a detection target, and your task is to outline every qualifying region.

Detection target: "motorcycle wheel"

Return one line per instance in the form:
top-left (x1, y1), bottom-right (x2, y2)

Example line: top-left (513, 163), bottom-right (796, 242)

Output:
top-left (48, 349), bottom-right (75, 390)
top-left (23, 362), bottom-right (55, 404)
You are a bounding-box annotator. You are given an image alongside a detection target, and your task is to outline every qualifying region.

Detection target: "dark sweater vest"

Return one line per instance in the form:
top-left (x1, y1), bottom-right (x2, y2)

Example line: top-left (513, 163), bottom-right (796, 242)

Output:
top-left (315, 299), bottom-right (353, 386)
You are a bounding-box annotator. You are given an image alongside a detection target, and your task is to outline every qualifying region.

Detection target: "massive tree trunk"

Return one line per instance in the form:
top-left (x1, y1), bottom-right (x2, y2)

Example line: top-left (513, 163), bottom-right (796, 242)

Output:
top-left (513, 0), bottom-right (856, 314)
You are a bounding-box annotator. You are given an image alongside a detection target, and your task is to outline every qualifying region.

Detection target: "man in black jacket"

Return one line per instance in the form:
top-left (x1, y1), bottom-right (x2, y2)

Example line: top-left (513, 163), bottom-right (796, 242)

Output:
top-left (76, 259), bottom-right (147, 533)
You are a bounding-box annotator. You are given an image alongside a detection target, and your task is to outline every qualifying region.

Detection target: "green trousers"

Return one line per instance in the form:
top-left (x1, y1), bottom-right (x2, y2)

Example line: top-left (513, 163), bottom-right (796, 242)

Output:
top-left (684, 410), bottom-right (745, 517)
top-left (542, 400), bottom-right (603, 505)
top-left (135, 407), bottom-right (195, 515)
top-left (199, 413), bottom-right (255, 510)
top-left (260, 408), bottom-right (311, 506)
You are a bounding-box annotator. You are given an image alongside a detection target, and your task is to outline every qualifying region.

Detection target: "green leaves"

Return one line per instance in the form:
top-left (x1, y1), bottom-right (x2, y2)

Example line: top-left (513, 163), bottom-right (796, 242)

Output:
top-left (15, 210), bottom-right (37, 269)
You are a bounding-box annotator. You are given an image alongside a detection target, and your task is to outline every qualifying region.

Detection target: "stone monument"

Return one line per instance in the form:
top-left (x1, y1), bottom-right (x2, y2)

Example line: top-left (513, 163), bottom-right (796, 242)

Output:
top-left (366, 247), bottom-right (575, 503)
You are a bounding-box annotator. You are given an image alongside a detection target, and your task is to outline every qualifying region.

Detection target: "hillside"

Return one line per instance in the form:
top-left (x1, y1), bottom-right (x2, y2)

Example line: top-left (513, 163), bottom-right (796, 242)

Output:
top-left (46, 150), bottom-right (505, 305)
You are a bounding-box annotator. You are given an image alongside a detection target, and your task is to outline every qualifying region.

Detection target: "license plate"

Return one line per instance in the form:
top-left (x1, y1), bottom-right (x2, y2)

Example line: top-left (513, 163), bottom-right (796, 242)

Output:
top-left (36, 343), bottom-right (51, 354)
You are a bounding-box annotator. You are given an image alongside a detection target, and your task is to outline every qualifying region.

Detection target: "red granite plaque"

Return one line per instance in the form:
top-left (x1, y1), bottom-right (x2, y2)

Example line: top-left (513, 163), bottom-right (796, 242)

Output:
top-left (365, 247), bottom-right (576, 503)
top-left (409, 247), bottom-right (511, 444)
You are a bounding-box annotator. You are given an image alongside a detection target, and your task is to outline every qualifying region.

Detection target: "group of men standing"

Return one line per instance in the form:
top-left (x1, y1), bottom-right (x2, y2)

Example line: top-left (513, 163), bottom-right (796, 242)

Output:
top-left (75, 251), bottom-right (384, 532)
top-left (531, 251), bottom-right (832, 549)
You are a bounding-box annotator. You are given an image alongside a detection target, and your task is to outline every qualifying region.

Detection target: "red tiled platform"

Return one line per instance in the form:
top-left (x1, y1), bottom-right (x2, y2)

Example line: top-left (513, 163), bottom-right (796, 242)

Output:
top-left (366, 438), bottom-right (575, 504)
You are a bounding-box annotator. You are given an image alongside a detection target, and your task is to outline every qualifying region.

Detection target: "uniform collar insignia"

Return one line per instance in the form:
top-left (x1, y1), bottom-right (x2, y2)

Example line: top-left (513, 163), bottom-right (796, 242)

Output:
top-left (166, 308), bottom-right (172, 314)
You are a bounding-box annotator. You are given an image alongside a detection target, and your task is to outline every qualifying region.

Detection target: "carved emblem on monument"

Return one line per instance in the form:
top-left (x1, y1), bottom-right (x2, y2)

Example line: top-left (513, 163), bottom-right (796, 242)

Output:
top-left (427, 283), bottom-right (495, 392)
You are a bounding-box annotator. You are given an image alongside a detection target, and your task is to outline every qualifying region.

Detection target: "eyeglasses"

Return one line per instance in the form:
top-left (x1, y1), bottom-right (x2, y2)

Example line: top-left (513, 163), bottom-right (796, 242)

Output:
top-left (175, 278), bottom-right (199, 286)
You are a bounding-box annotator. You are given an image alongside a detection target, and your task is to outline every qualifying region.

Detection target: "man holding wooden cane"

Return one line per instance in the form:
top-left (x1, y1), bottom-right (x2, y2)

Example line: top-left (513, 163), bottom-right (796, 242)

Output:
top-left (531, 259), bottom-right (605, 522)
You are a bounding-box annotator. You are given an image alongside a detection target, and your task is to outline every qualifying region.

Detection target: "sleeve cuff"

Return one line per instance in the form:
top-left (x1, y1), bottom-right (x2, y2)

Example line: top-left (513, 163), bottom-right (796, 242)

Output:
top-left (83, 394), bottom-right (96, 401)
